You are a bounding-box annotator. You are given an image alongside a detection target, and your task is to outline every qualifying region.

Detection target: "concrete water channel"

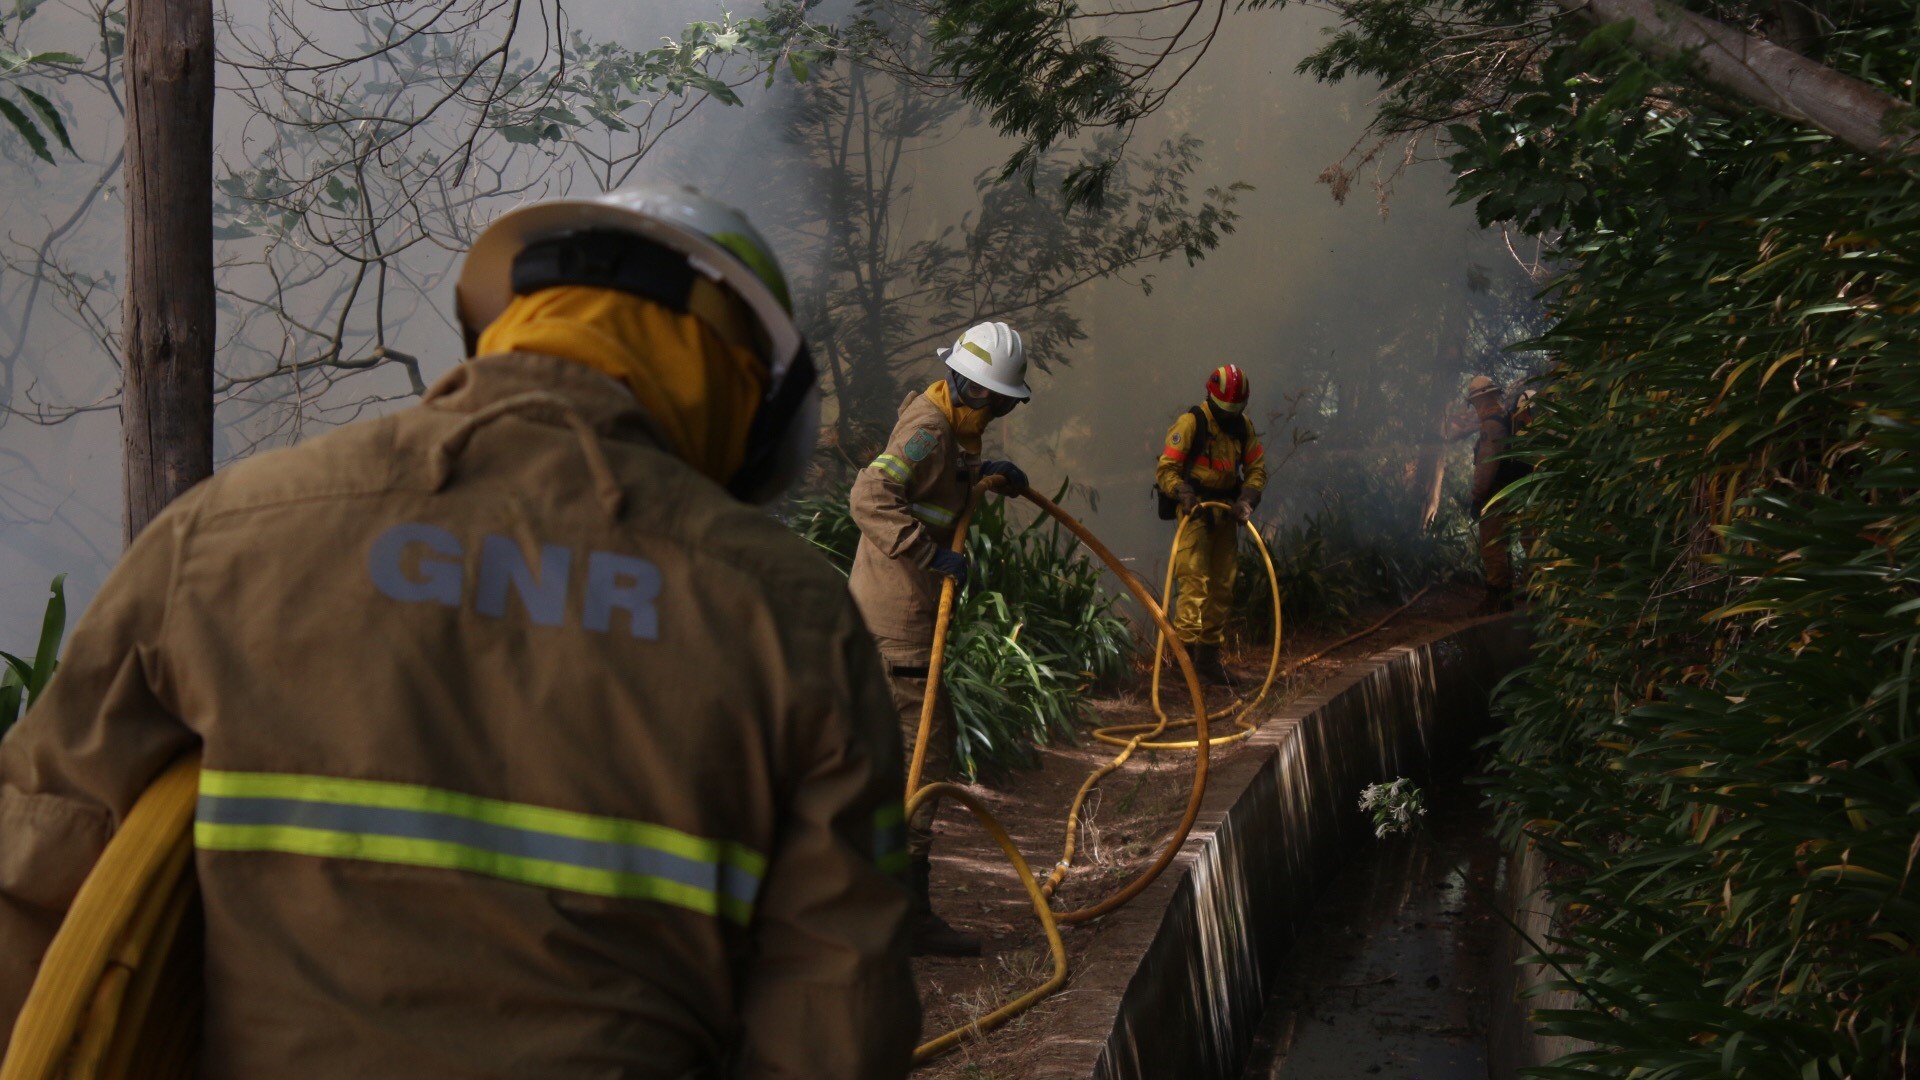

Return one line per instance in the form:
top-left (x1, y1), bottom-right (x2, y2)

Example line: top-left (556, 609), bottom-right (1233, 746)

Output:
top-left (1237, 776), bottom-right (1503, 1078)
top-left (1022, 614), bottom-right (1533, 1079)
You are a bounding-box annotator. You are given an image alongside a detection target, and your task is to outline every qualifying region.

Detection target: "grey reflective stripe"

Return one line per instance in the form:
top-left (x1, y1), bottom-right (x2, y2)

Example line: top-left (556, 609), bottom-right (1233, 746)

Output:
top-left (198, 794), bottom-right (759, 913)
top-left (909, 502), bottom-right (957, 529)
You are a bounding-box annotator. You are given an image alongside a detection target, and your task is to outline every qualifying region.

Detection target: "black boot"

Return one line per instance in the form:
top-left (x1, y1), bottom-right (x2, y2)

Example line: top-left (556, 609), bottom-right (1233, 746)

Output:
top-left (909, 856), bottom-right (982, 957)
top-left (1194, 643), bottom-right (1233, 686)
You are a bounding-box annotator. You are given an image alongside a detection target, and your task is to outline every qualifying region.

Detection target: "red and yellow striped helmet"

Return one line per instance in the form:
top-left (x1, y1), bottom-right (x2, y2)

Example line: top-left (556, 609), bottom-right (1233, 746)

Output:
top-left (1206, 364), bottom-right (1250, 413)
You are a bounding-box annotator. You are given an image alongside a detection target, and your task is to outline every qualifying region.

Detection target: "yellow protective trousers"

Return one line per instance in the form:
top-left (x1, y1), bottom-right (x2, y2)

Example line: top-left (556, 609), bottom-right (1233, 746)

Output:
top-left (1171, 511), bottom-right (1239, 646)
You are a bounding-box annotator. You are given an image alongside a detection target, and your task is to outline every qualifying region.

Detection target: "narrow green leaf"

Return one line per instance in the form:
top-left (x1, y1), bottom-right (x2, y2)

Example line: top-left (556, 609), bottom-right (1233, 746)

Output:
top-left (28, 573), bottom-right (64, 701)
top-left (0, 651), bottom-right (33, 688)
top-left (0, 93), bottom-right (53, 163)
top-left (16, 86), bottom-right (72, 155)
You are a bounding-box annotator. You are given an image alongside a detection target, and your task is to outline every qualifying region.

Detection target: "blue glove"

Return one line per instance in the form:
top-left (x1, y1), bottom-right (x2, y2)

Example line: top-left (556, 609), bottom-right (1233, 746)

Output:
top-left (979, 459), bottom-right (1028, 496)
top-left (928, 547), bottom-right (969, 583)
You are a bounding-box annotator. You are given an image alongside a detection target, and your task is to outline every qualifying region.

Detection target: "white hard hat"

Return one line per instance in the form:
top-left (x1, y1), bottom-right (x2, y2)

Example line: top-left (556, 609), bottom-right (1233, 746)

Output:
top-left (939, 321), bottom-right (1030, 400)
top-left (456, 185), bottom-right (818, 504)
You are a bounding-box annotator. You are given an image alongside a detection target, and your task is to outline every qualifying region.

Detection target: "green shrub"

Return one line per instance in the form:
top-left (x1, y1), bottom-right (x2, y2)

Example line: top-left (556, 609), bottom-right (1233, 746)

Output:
top-left (1456, 56), bottom-right (1920, 1076)
top-left (0, 574), bottom-right (68, 740)
top-left (786, 487), bottom-right (862, 575)
top-left (1228, 482), bottom-right (1478, 644)
top-left (786, 482), bottom-right (1138, 777)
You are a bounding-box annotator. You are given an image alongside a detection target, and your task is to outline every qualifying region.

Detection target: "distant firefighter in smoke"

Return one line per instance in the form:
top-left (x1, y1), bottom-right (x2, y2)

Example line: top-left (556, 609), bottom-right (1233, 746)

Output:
top-left (1466, 374), bottom-right (1530, 612)
top-left (1155, 364), bottom-right (1267, 685)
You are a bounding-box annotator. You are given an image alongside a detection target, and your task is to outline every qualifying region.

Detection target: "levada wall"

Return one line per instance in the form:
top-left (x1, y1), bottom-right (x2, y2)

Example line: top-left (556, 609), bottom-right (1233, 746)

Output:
top-left (1058, 615), bottom-right (1531, 1079)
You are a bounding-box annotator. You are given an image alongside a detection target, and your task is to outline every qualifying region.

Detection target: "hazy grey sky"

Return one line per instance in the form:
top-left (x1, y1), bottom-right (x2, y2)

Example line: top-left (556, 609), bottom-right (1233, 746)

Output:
top-left (0, 0), bottom-right (1532, 648)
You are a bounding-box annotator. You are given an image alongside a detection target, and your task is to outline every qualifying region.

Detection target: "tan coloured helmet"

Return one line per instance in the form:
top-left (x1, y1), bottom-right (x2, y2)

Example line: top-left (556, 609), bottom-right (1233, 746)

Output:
top-left (1465, 375), bottom-right (1502, 402)
top-left (456, 185), bottom-right (817, 504)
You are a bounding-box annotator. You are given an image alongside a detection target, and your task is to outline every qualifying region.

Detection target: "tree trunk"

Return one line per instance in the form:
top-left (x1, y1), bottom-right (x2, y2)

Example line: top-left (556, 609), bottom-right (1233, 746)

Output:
top-left (1553, 0), bottom-right (1918, 159)
top-left (122, 0), bottom-right (214, 545)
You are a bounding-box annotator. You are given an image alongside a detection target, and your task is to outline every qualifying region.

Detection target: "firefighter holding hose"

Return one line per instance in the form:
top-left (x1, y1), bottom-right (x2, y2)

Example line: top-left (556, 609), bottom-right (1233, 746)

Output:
top-left (1156, 364), bottom-right (1267, 686)
top-left (847, 321), bottom-right (1031, 958)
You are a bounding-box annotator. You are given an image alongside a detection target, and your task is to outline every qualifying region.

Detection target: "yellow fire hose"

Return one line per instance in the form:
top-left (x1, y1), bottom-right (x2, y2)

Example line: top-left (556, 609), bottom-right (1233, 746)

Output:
top-left (908, 483), bottom-right (1224, 1063)
top-left (905, 489), bottom-right (1436, 1065)
top-left (2, 752), bottom-right (202, 1080)
top-left (1037, 502), bottom-right (1283, 901)
top-left (1091, 504), bottom-right (1283, 751)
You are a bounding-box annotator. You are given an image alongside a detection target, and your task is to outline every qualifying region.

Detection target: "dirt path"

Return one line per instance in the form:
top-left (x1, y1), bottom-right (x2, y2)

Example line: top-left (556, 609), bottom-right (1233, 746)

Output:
top-left (913, 583), bottom-right (1486, 1079)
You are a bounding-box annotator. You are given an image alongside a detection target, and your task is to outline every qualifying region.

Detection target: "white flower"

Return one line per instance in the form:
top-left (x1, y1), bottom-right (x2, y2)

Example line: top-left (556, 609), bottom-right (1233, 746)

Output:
top-left (1358, 777), bottom-right (1427, 839)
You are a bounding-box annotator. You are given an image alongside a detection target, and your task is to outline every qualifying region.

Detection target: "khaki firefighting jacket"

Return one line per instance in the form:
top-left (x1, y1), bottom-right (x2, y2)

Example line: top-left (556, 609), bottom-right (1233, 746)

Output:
top-left (0, 352), bottom-right (917, 1079)
top-left (847, 391), bottom-right (976, 651)
top-left (1156, 406), bottom-right (1268, 500)
top-left (1471, 411), bottom-right (1510, 512)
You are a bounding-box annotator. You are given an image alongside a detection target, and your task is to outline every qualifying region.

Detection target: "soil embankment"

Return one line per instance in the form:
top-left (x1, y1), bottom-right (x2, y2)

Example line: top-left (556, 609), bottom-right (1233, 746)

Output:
top-left (913, 584), bottom-right (1487, 1079)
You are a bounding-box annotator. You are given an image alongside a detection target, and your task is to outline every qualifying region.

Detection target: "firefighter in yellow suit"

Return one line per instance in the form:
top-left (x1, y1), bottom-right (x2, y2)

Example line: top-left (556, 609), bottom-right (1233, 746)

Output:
top-left (1155, 364), bottom-right (1267, 685)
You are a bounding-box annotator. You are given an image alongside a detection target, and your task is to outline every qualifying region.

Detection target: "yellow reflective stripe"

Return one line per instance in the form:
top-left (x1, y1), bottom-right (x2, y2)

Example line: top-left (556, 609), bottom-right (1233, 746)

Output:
top-left (962, 341), bottom-right (993, 364)
top-left (909, 502), bottom-right (957, 529)
top-left (869, 453), bottom-right (912, 485)
top-left (199, 769), bottom-right (764, 878)
top-left (195, 822), bottom-right (752, 925)
top-left (197, 770), bottom-right (764, 925)
top-left (874, 804), bottom-right (909, 877)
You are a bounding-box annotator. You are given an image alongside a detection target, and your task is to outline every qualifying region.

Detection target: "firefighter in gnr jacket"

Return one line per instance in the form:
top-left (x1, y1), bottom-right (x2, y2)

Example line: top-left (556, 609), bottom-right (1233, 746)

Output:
top-left (1156, 365), bottom-right (1267, 685)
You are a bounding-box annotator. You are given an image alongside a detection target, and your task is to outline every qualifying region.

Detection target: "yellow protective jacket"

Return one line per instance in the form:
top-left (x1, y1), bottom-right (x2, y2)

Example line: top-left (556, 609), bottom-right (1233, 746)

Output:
top-left (846, 390), bottom-right (975, 651)
top-left (1155, 405), bottom-right (1268, 501)
top-left (0, 352), bottom-right (917, 1079)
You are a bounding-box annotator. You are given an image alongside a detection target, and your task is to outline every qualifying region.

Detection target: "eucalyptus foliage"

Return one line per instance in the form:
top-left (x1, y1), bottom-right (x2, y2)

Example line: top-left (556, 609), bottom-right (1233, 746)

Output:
top-left (787, 482), bottom-right (1137, 777)
top-left (0, 4), bottom-right (78, 166)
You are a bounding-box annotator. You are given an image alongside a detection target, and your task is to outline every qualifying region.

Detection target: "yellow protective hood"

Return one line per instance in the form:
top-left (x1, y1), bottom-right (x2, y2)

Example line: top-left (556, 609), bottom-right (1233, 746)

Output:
top-left (925, 378), bottom-right (991, 456)
top-left (475, 286), bottom-right (766, 485)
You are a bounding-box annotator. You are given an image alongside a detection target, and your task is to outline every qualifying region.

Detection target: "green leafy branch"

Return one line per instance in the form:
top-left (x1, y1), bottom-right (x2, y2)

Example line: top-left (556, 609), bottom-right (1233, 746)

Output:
top-left (0, 45), bottom-right (80, 164)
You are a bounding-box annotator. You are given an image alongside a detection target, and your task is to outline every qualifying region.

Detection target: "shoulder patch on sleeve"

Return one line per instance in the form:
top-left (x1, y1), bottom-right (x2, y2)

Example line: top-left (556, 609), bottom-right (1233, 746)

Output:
top-left (904, 428), bottom-right (939, 462)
